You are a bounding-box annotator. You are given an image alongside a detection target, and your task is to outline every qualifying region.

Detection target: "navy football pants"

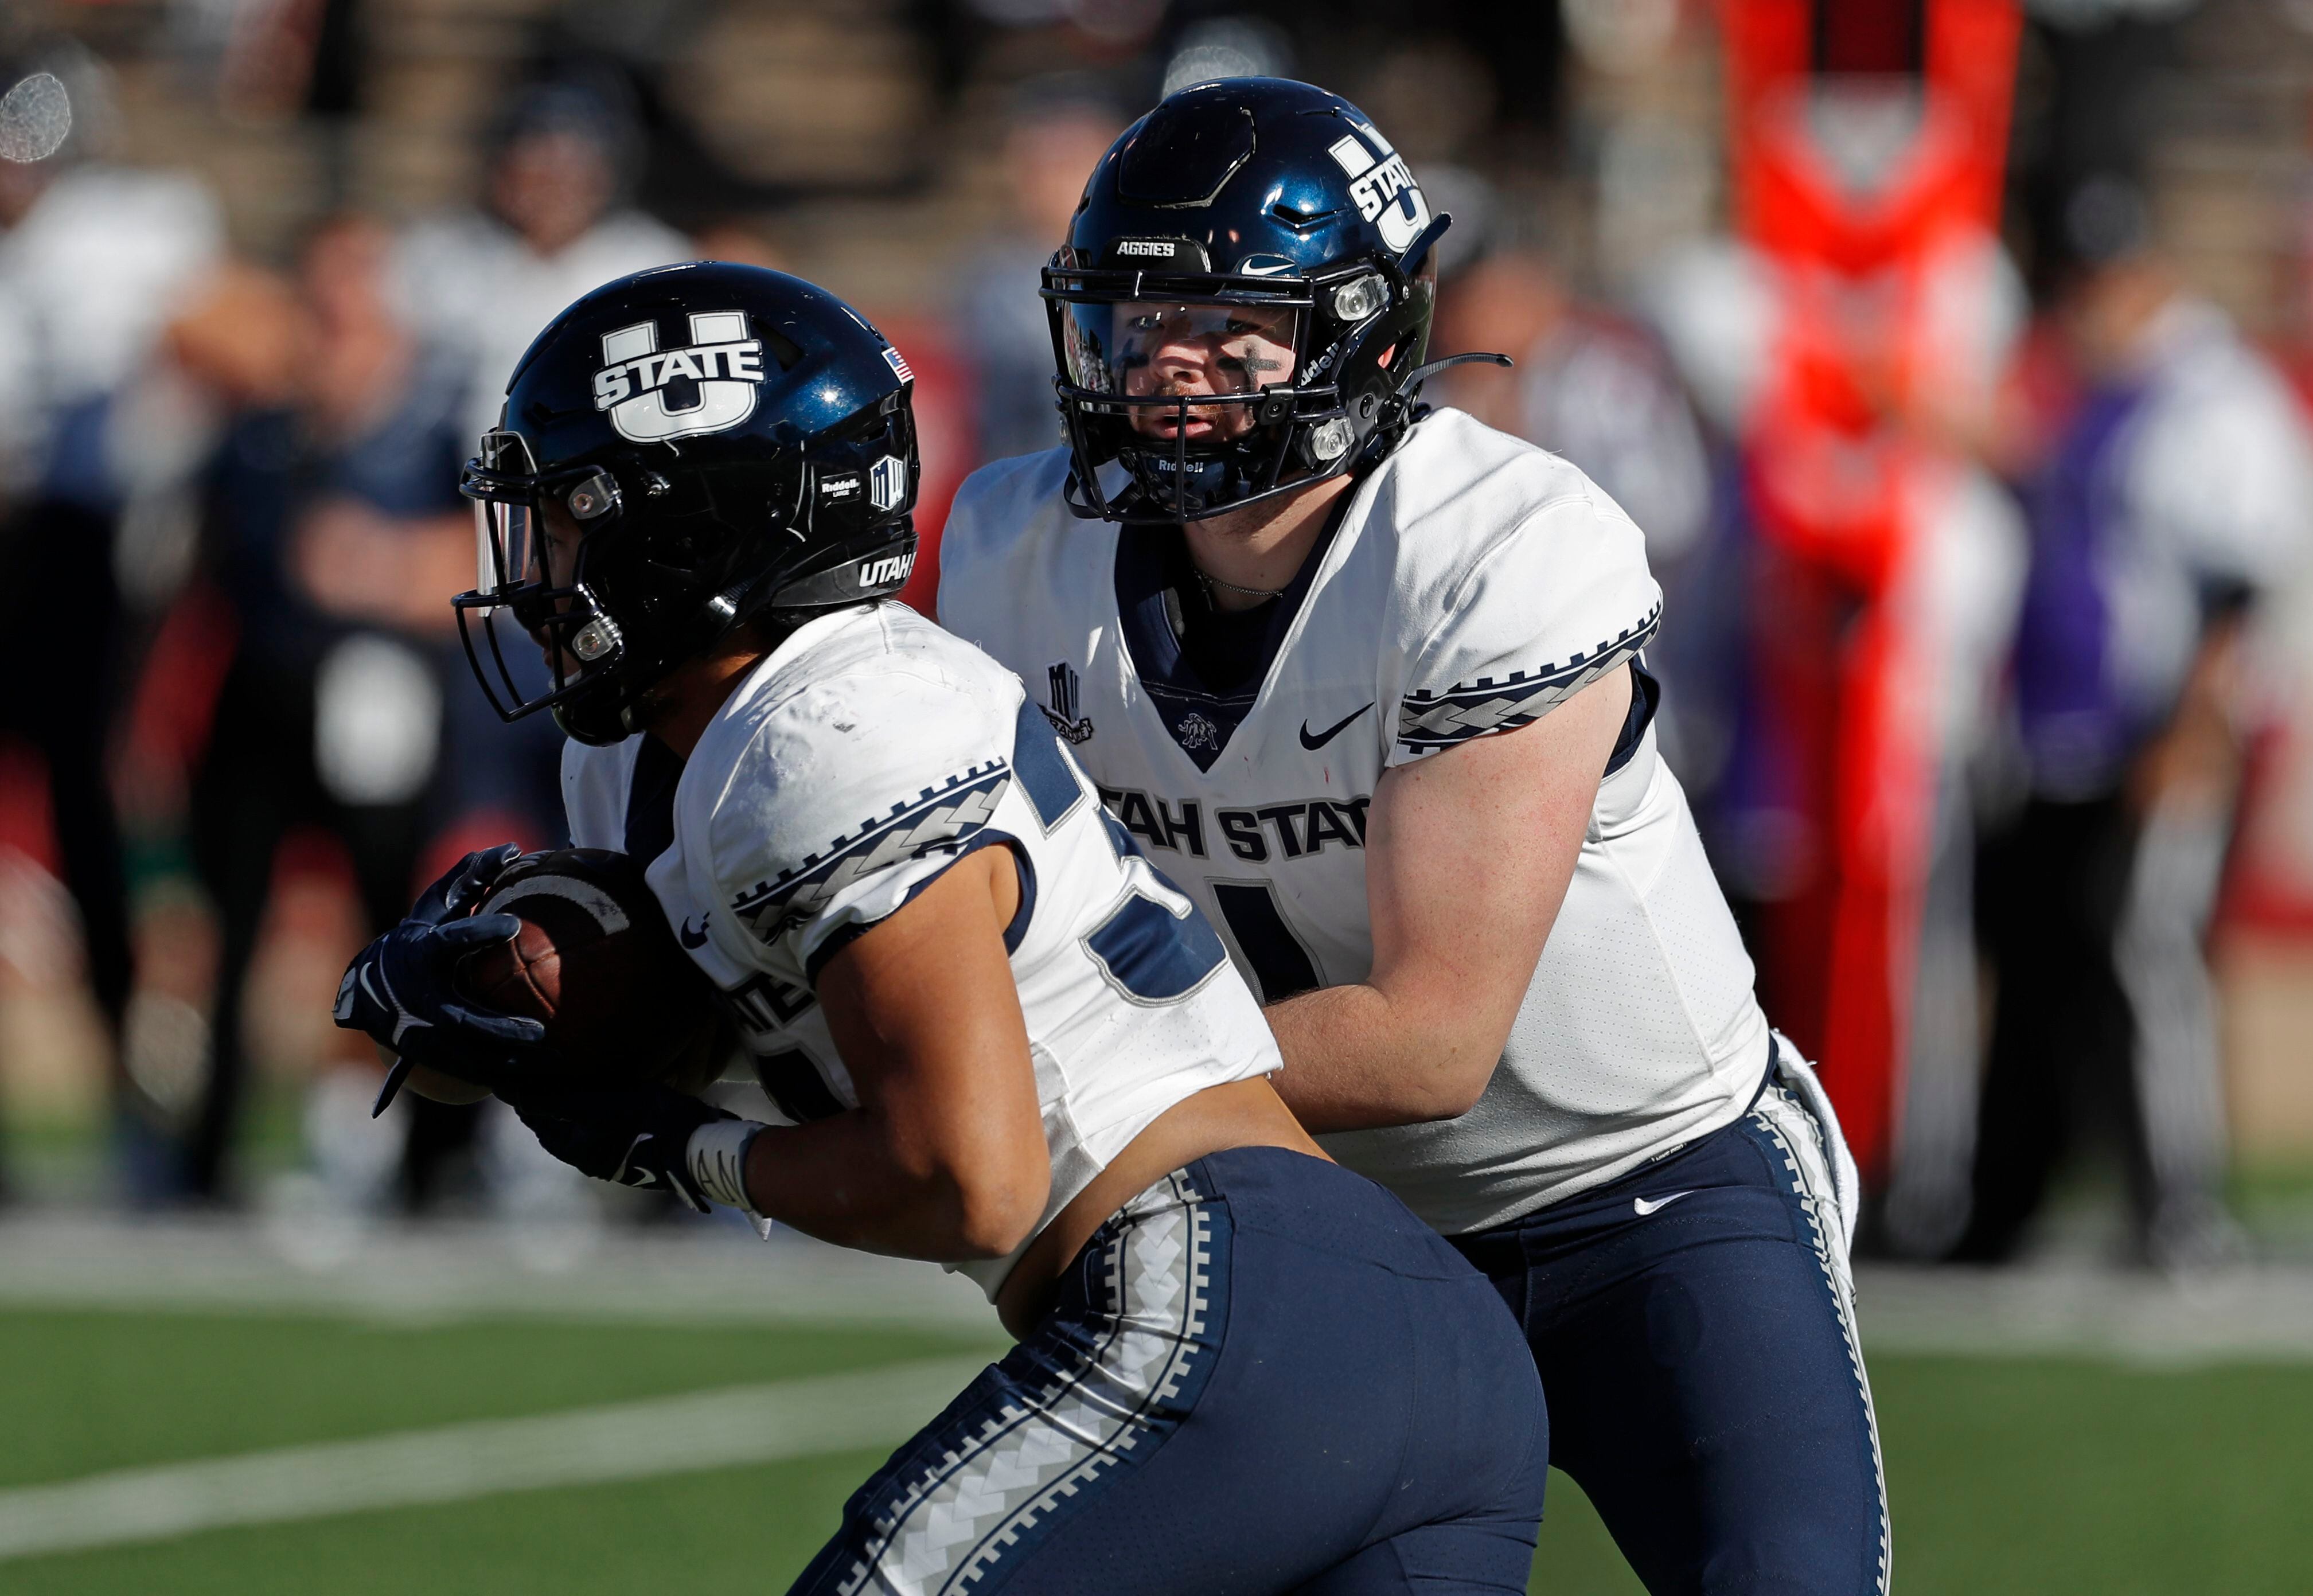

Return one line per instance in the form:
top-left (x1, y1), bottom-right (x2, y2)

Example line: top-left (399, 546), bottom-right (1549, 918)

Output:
top-left (792, 1148), bottom-right (1546, 1595)
top-left (1452, 1080), bottom-right (1889, 1596)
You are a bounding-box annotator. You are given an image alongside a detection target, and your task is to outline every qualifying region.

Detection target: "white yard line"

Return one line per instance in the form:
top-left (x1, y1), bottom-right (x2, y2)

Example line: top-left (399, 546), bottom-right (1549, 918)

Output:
top-left (0, 1354), bottom-right (991, 1564)
top-left (8, 1216), bottom-right (2313, 1364)
top-left (0, 1214), bottom-right (998, 1332)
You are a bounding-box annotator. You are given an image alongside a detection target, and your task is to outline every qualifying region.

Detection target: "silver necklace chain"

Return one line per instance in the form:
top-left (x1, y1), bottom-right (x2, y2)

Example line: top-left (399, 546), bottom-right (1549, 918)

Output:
top-left (1192, 565), bottom-right (1289, 602)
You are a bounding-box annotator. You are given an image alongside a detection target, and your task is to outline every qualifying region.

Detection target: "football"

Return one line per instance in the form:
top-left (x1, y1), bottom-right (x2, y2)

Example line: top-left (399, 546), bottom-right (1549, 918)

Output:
top-left (448, 847), bottom-right (729, 1095)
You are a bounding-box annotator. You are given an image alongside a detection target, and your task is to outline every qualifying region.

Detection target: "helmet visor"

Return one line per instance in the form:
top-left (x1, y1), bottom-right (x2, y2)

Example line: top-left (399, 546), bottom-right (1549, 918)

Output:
top-left (1059, 301), bottom-right (1304, 444)
top-left (466, 430), bottom-right (543, 596)
top-left (473, 493), bottom-right (537, 595)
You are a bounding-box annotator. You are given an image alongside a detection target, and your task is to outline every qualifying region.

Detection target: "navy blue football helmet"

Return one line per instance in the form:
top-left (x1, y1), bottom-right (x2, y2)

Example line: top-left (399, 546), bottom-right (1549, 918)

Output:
top-left (456, 263), bottom-right (919, 746)
top-left (1043, 77), bottom-right (1475, 523)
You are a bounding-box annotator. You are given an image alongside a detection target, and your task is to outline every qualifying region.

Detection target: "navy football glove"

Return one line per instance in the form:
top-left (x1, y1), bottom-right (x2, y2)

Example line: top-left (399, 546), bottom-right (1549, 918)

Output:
top-left (504, 1083), bottom-right (766, 1215)
top-left (334, 843), bottom-right (544, 1113)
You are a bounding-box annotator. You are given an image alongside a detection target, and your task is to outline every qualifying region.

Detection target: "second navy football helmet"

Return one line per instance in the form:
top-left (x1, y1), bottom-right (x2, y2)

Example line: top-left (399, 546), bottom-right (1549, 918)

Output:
top-left (1043, 77), bottom-right (1473, 523)
top-left (456, 263), bottom-right (920, 746)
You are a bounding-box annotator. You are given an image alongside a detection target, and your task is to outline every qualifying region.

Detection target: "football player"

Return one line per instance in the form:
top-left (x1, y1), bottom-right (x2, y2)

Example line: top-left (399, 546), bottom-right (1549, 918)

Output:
top-left (934, 80), bottom-right (1887, 1596)
top-left (333, 262), bottom-right (1544, 1594)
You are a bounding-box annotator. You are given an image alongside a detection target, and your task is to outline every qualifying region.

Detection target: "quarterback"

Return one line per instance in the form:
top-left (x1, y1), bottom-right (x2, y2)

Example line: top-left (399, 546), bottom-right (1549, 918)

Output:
top-left (334, 262), bottom-right (1545, 1594)
top-left (937, 80), bottom-right (1886, 1596)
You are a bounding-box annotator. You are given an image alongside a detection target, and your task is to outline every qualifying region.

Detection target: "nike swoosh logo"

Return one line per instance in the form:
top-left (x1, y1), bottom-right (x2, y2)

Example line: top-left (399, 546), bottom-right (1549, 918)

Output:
top-left (679, 915), bottom-right (709, 949)
top-left (358, 965), bottom-right (427, 1047)
top-left (1300, 702), bottom-right (1375, 751)
top-left (1633, 1191), bottom-right (1696, 1216)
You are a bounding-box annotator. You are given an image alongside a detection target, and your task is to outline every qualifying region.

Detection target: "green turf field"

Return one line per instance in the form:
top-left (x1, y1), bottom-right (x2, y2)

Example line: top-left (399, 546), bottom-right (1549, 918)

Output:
top-left (3, 1306), bottom-right (2309, 1594)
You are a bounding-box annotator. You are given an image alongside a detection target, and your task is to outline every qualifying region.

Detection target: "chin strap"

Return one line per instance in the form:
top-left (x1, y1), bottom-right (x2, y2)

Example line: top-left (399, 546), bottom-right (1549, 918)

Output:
top-left (1402, 351), bottom-right (1514, 388)
top-left (1377, 351), bottom-right (1514, 441)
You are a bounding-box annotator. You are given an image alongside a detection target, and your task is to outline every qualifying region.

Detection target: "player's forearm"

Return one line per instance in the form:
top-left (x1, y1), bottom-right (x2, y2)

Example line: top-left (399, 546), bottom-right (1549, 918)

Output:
top-left (739, 1111), bottom-right (1051, 1262)
top-left (1262, 981), bottom-right (1503, 1133)
top-left (1262, 671), bottom-right (1629, 1135)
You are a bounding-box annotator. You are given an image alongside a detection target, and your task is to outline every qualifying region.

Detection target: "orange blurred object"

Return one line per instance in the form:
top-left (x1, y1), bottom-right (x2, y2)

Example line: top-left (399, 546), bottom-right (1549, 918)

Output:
top-left (1718, 0), bottom-right (2022, 1180)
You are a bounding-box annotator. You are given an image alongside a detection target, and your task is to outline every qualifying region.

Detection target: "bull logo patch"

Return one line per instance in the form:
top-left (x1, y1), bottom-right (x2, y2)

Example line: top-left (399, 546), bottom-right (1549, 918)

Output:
top-left (593, 311), bottom-right (765, 444)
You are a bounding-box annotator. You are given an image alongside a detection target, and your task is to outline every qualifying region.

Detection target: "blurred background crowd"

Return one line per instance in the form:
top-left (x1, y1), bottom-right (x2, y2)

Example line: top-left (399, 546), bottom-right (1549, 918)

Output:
top-left (3, 0), bottom-right (2313, 1273)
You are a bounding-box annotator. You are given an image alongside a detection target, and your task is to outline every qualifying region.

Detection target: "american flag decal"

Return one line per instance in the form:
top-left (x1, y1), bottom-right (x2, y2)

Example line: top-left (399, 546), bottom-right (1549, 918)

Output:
top-left (883, 345), bottom-right (914, 383)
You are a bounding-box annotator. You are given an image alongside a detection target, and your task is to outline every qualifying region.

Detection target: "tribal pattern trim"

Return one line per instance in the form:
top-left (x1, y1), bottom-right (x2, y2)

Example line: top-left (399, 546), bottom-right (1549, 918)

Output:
top-left (729, 763), bottom-right (1013, 943)
top-left (834, 1172), bottom-right (1222, 1595)
top-left (1395, 600), bottom-right (1661, 755)
top-left (1750, 1084), bottom-right (1891, 1596)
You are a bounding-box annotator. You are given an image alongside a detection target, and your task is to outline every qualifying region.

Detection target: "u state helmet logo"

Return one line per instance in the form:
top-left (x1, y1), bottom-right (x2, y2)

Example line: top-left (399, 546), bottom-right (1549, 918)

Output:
top-left (591, 310), bottom-right (765, 444)
top-left (1327, 123), bottom-right (1429, 254)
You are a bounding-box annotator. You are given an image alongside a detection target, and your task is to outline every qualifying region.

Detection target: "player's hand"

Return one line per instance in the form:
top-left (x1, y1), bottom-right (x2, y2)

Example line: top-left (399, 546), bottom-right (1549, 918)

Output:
top-left (502, 1083), bottom-right (763, 1215)
top-left (416, 841), bottom-right (527, 923)
top-left (334, 843), bottom-right (544, 1113)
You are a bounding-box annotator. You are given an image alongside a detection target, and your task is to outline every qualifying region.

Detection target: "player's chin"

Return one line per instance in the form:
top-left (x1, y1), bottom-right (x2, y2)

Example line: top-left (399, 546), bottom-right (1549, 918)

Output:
top-left (402, 1063), bottom-right (495, 1106)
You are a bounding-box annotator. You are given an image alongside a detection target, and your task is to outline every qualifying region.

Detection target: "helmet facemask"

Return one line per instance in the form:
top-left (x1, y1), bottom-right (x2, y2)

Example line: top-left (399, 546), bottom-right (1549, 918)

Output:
top-left (454, 428), bottom-right (797, 746)
top-left (1043, 255), bottom-right (1435, 523)
top-left (454, 399), bottom-right (918, 746)
top-left (455, 429), bottom-right (643, 741)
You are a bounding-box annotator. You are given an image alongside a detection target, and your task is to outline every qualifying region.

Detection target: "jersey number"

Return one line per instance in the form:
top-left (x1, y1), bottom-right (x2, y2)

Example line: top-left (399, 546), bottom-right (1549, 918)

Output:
top-left (1209, 881), bottom-right (1321, 1002)
top-left (1088, 811), bottom-right (1228, 1004)
top-left (1019, 704), bottom-right (1231, 1006)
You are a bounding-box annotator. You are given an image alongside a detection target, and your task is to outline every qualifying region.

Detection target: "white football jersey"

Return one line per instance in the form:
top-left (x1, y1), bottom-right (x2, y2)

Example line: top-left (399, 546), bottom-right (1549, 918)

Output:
top-left (938, 409), bottom-right (1771, 1234)
top-left (561, 604), bottom-right (1281, 1297)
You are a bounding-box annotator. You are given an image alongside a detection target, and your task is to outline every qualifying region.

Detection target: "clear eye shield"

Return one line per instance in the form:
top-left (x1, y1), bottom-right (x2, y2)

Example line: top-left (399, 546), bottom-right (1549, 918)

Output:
top-left (1041, 263), bottom-right (1417, 520)
top-left (1058, 301), bottom-right (1306, 403)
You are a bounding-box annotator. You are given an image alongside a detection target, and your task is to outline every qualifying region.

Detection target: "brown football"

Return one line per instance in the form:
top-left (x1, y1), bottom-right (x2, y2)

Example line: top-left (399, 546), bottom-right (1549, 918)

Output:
top-left (452, 848), bottom-right (729, 1094)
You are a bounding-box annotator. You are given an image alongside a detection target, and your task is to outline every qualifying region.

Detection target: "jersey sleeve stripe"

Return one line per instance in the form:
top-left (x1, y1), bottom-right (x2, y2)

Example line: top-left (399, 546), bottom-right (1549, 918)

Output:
top-left (729, 763), bottom-right (1013, 941)
top-left (1395, 600), bottom-right (1662, 755)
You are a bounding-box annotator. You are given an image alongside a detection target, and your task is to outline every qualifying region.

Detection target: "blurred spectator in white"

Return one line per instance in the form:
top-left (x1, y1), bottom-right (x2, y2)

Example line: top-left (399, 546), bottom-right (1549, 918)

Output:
top-left (1960, 178), bottom-right (2313, 1269)
top-left (0, 37), bottom-right (222, 1200)
top-left (170, 216), bottom-right (560, 1208)
top-left (951, 76), bottom-right (1124, 465)
top-left (0, 42), bottom-right (221, 497)
top-left (396, 73), bottom-right (689, 447)
top-left (1432, 245), bottom-right (1726, 785)
top-left (1160, 15), bottom-right (1295, 98)
top-left (1437, 247), bottom-right (1712, 567)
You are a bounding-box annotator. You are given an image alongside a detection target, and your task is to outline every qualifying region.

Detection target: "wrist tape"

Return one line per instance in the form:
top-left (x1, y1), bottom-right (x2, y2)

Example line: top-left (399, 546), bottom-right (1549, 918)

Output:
top-left (685, 1118), bottom-right (768, 1213)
